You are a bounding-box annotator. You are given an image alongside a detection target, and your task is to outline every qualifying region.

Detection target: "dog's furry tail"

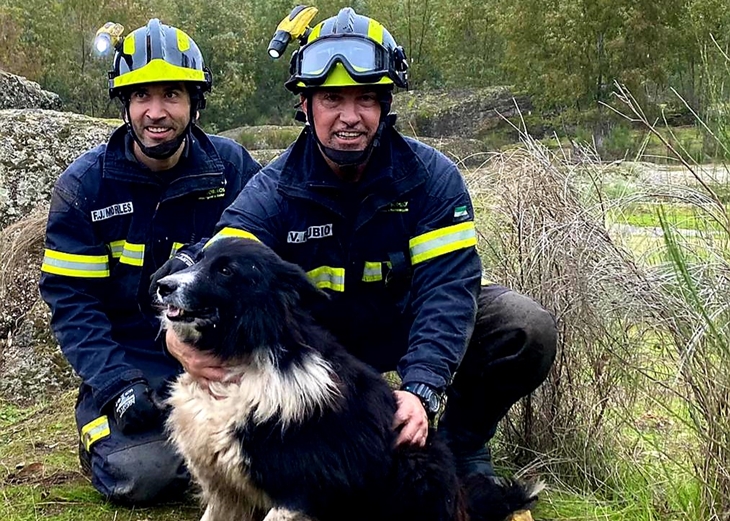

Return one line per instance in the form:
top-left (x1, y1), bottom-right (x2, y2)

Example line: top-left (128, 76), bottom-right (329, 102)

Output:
top-left (463, 475), bottom-right (544, 521)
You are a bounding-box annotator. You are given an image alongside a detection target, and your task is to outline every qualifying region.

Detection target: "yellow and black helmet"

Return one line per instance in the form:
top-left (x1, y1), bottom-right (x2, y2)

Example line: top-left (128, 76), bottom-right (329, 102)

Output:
top-left (285, 7), bottom-right (408, 93)
top-left (108, 19), bottom-right (212, 100)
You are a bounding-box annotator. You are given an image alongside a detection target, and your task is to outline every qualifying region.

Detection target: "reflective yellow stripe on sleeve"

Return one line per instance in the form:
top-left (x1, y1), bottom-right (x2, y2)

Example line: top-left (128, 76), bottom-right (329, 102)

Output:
top-left (409, 221), bottom-right (477, 265)
top-left (362, 261), bottom-right (384, 282)
top-left (41, 249), bottom-right (110, 278)
top-left (108, 240), bottom-right (124, 259)
top-left (362, 261), bottom-right (394, 282)
top-left (307, 266), bottom-right (345, 292)
top-left (170, 242), bottom-right (185, 258)
top-left (205, 227), bottom-right (261, 248)
top-left (80, 415), bottom-right (110, 451)
top-left (119, 242), bottom-right (145, 266)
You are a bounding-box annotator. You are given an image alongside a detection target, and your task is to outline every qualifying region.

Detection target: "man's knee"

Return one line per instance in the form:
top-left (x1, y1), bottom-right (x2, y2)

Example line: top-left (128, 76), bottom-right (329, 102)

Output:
top-left (474, 288), bottom-right (558, 383)
top-left (494, 290), bottom-right (555, 363)
top-left (87, 437), bottom-right (189, 504)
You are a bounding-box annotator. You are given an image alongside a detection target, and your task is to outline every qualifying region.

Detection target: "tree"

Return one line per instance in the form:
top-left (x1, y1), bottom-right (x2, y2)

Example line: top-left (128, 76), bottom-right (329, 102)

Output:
top-left (496, 0), bottom-right (685, 111)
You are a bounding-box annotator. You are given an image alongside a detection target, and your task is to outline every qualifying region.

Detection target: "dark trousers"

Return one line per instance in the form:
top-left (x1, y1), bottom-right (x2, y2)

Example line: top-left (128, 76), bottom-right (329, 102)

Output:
top-left (75, 384), bottom-right (190, 504)
top-left (438, 285), bottom-right (558, 452)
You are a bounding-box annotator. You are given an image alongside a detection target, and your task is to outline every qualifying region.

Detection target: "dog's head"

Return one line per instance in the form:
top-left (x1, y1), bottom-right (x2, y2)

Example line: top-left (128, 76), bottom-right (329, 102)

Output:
top-left (155, 237), bottom-right (327, 360)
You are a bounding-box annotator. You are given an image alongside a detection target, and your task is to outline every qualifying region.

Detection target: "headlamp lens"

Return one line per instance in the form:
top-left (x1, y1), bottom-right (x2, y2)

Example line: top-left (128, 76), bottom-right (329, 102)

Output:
top-left (94, 33), bottom-right (113, 56)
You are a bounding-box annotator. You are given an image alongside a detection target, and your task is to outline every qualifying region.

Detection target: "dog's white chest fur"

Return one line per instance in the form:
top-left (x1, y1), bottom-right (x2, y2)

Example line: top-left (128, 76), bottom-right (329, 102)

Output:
top-left (166, 350), bottom-right (340, 519)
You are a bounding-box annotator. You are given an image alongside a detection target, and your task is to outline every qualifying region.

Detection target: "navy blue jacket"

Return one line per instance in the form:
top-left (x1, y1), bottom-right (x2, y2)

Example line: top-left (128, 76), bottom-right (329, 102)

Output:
top-left (211, 128), bottom-right (481, 393)
top-left (39, 125), bottom-right (260, 411)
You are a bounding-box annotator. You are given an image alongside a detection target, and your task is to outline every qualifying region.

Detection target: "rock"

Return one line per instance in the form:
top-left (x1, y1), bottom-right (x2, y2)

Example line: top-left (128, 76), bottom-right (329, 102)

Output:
top-left (393, 86), bottom-right (533, 140)
top-left (219, 125), bottom-right (302, 150)
top-left (249, 149), bottom-right (285, 166)
top-left (416, 137), bottom-right (491, 168)
top-left (0, 71), bottom-right (62, 110)
top-left (0, 109), bottom-right (118, 404)
top-left (0, 208), bottom-right (78, 405)
top-left (0, 109), bottom-right (120, 228)
top-left (0, 300), bottom-right (79, 406)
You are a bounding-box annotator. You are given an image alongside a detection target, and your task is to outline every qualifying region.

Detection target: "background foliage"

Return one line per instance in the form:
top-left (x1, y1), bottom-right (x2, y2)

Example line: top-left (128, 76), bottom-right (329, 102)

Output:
top-left (1, 0), bottom-right (729, 133)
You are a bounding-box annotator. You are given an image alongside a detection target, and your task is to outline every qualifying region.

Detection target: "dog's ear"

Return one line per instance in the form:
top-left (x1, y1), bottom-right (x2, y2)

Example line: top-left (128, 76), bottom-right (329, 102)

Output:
top-left (278, 260), bottom-right (329, 310)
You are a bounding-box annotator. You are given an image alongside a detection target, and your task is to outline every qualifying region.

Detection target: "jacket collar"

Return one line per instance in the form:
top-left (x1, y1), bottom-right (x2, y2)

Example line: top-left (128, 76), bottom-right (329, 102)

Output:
top-left (102, 124), bottom-right (226, 187)
top-left (278, 127), bottom-right (428, 222)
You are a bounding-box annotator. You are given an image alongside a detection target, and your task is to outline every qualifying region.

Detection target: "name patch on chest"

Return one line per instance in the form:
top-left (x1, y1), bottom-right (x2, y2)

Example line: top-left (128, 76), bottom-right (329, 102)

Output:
top-left (91, 202), bottom-right (134, 222)
top-left (287, 224), bottom-right (334, 243)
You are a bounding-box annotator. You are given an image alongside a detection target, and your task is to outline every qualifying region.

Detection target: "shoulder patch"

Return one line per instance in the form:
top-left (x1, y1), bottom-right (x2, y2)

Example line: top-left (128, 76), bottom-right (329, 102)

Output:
top-left (453, 205), bottom-right (469, 220)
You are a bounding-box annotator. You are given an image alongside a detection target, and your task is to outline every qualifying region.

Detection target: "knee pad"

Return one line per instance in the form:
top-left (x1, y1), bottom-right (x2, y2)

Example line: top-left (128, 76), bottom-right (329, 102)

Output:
top-left (92, 438), bottom-right (190, 504)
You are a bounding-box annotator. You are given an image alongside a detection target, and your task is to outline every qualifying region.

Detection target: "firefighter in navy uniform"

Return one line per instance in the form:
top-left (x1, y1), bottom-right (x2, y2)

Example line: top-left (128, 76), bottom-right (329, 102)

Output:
top-left (39, 19), bottom-right (260, 504)
top-left (164, 7), bottom-right (557, 480)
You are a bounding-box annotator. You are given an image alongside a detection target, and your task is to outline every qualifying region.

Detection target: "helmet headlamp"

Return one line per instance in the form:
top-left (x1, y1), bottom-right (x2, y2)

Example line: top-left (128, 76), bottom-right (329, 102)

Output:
top-left (93, 22), bottom-right (125, 57)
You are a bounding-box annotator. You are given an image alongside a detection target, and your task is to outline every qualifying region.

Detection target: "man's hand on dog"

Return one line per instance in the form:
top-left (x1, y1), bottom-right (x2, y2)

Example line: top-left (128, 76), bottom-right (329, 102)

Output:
top-left (166, 329), bottom-right (232, 389)
top-left (393, 390), bottom-right (429, 447)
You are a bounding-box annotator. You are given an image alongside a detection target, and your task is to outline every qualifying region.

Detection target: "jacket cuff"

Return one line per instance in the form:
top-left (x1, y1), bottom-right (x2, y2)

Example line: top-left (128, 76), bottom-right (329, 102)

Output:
top-left (399, 368), bottom-right (448, 395)
top-left (94, 369), bottom-right (147, 412)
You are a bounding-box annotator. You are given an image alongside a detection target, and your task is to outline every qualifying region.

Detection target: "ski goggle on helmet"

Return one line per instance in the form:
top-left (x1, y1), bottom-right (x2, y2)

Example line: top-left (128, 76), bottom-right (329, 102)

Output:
top-left (285, 7), bottom-right (408, 92)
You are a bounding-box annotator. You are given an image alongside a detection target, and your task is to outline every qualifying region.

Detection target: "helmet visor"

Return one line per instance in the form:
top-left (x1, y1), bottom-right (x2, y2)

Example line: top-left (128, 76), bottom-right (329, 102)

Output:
top-left (298, 36), bottom-right (391, 84)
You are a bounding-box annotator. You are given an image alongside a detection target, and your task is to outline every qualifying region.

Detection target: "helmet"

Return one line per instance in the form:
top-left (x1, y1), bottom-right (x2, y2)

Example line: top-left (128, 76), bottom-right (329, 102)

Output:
top-left (285, 8), bottom-right (408, 93)
top-left (108, 19), bottom-right (212, 101)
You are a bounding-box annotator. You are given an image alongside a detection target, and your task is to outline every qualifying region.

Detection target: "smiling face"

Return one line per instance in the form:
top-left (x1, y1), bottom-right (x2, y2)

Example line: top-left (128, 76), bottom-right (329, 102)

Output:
top-left (303, 86), bottom-right (382, 154)
top-left (127, 82), bottom-right (191, 163)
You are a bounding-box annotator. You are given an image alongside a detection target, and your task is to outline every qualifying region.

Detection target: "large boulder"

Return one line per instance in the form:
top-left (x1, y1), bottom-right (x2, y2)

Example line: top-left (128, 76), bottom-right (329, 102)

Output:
top-left (0, 109), bottom-right (119, 404)
top-left (0, 109), bottom-right (120, 228)
top-left (0, 208), bottom-right (79, 405)
top-left (0, 71), bottom-right (63, 110)
top-left (393, 86), bottom-right (533, 140)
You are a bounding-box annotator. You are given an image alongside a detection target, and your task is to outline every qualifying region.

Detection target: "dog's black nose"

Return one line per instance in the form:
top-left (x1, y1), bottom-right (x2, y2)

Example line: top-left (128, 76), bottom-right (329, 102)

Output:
top-left (156, 278), bottom-right (177, 299)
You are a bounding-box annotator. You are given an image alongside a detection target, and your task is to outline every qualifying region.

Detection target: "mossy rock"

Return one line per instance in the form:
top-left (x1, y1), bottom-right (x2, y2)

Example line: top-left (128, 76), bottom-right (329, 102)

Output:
top-left (250, 148), bottom-right (286, 166)
top-left (0, 109), bottom-right (120, 228)
top-left (219, 125), bottom-right (302, 150)
top-left (0, 299), bottom-right (78, 406)
top-left (393, 87), bottom-right (533, 140)
top-left (0, 209), bottom-right (78, 406)
top-left (0, 71), bottom-right (62, 110)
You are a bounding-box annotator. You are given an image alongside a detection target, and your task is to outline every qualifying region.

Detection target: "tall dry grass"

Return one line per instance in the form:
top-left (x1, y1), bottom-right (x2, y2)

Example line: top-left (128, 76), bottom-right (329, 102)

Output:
top-left (465, 143), bottom-right (664, 492)
top-left (0, 206), bottom-right (48, 340)
top-left (458, 90), bottom-right (730, 519)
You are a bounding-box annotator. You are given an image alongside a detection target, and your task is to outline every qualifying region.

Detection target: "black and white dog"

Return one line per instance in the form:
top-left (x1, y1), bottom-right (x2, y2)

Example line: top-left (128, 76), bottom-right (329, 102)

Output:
top-left (155, 237), bottom-right (540, 521)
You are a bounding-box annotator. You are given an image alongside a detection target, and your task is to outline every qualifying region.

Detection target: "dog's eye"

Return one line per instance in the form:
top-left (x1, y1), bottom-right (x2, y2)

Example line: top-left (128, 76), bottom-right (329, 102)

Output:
top-left (219, 266), bottom-right (232, 277)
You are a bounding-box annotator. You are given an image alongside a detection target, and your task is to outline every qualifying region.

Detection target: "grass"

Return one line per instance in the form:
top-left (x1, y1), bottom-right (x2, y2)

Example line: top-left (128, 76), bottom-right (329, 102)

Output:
top-left (465, 130), bottom-right (729, 520)
top-left (2, 390), bottom-right (683, 521)
top-left (234, 125), bottom-right (301, 150)
top-left (608, 202), bottom-right (725, 230)
top-left (537, 125), bottom-right (719, 163)
top-left (0, 393), bottom-right (202, 521)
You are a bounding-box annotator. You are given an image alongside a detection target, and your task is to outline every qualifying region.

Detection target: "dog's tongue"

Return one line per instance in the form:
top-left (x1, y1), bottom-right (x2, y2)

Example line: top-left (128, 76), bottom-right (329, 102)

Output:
top-left (166, 305), bottom-right (183, 318)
